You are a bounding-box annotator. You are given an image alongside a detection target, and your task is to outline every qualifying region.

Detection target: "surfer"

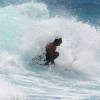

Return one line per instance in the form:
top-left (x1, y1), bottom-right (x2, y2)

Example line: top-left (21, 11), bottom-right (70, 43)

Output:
top-left (45, 38), bottom-right (62, 65)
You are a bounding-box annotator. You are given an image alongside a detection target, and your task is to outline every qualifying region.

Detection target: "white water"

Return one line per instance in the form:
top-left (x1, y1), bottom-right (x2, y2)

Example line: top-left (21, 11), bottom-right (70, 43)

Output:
top-left (0, 0), bottom-right (100, 99)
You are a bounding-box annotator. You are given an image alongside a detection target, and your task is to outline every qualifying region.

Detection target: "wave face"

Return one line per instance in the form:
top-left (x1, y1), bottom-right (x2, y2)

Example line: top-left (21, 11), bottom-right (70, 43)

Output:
top-left (0, 0), bottom-right (100, 99)
top-left (40, 0), bottom-right (100, 25)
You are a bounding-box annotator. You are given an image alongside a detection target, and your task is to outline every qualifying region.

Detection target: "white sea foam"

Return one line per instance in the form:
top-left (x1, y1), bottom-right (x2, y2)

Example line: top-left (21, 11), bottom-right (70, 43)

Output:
top-left (0, 78), bottom-right (26, 100)
top-left (20, 15), bottom-right (100, 77)
top-left (0, 0), bottom-right (100, 99)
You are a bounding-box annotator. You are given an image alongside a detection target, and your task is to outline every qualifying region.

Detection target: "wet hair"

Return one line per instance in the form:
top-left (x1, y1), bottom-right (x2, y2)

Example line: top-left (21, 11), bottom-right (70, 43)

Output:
top-left (58, 38), bottom-right (62, 43)
top-left (54, 39), bottom-right (59, 44)
top-left (54, 38), bottom-right (62, 44)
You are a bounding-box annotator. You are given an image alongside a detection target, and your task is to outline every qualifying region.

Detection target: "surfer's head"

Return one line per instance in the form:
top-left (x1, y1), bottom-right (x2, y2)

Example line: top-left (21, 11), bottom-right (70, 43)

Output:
top-left (54, 38), bottom-right (62, 46)
top-left (58, 38), bottom-right (62, 44)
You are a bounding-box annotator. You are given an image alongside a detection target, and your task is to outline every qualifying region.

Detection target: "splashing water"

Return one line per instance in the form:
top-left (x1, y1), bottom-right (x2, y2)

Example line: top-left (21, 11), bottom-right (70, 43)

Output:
top-left (0, 0), bottom-right (100, 99)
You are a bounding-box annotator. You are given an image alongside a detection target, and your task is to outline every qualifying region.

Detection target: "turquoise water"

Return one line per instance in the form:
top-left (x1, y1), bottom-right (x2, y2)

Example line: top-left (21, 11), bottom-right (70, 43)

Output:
top-left (0, 0), bottom-right (100, 100)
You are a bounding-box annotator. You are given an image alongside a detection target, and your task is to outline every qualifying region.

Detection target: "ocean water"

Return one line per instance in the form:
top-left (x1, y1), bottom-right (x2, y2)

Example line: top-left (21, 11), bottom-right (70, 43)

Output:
top-left (0, 0), bottom-right (100, 100)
